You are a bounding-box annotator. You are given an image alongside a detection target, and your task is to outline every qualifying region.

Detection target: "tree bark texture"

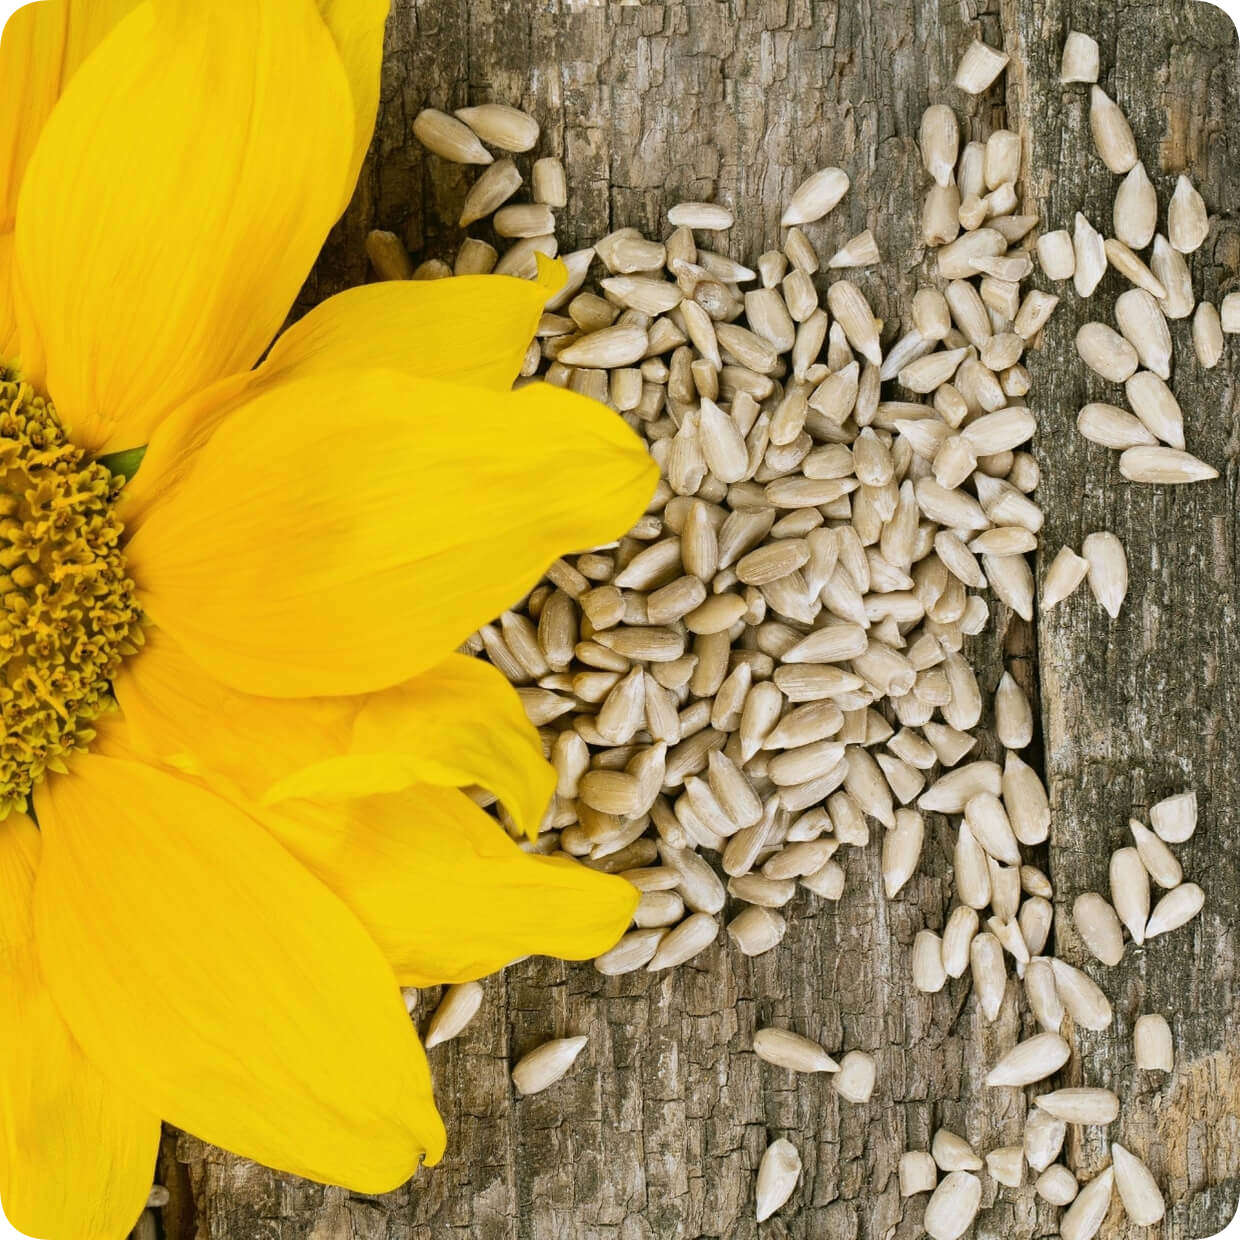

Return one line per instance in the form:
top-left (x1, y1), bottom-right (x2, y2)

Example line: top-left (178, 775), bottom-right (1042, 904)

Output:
top-left (160, 1), bottom-right (1240, 1237)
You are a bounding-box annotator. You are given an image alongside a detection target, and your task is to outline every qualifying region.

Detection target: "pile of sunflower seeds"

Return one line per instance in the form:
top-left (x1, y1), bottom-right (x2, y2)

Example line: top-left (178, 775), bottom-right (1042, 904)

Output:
top-left (395, 30), bottom-right (1222, 1230)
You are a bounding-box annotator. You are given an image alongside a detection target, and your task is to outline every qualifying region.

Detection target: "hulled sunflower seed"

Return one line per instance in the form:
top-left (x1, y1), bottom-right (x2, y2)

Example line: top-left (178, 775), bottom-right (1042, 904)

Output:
top-left (1145, 881), bottom-right (1205, 937)
top-left (459, 159), bottom-right (524, 225)
top-left (1119, 445), bottom-right (1218, 484)
top-left (1035, 1087), bottom-right (1119, 1125)
top-left (1025, 957), bottom-right (1065, 1033)
top-left (647, 912), bottom-right (719, 969)
top-left (1151, 790), bottom-right (1198, 842)
top-left (1073, 212), bottom-right (1108, 297)
top-left (954, 40), bottom-right (1009, 94)
top-left (1075, 322), bottom-right (1138, 382)
top-left (1060, 30), bottom-right (1100, 82)
top-left (1168, 174), bottom-right (1209, 253)
top-left (1081, 531), bottom-right (1128, 617)
top-left (753, 1027), bottom-right (839, 1073)
top-left (1089, 85), bottom-right (1138, 172)
top-left (1077, 401), bottom-right (1158, 449)
top-left (1073, 892), bottom-right (1125, 966)
top-left (1193, 301), bottom-right (1224, 368)
top-left (985, 1147), bottom-right (1024, 1188)
top-left (1042, 546), bottom-right (1090, 610)
top-left (413, 108), bottom-right (494, 163)
top-left (365, 230), bottom-right (413, 280)
top-left (755, 1138), bottom-right (801, 1222)
top-left (921, 104), bottom-right (960, 186)
top-left (1126, 371), bottom-right (1184, 448)
top-left (899, 1151), bottom-right (939, 1196)
top-left (834, 1050), bottom-right (876, 1102)
top-left (912, 929), bottom-right (947, 993)
top-left (1223, 292), bottom-right (1240, 332)
top-left (1024, 1108), bottom-right (1067, 1172)
top-left (1036, 229), bottom-right (1075, 280)
top-left (1110, 845), bottom-right (1151, 944)
top-left (1051, 958), bottom-right (1113, 1030)
top-left (781, 166), bottom-right (850, 226)
top-left (1061, 1168), bottom-right (1114, 1240)
top-left (924, 1172), bottom-right (982, 1240)
top-left (970, 932), bottom-right (1006, 1020)
top-left (1113, 162), bottom-right (1157, 250)
top-left (1134, 1013), bottom-right (1174, 1071)
top-left (594, 927), bottom-right (666, 974)
top-left (828, 229), bottom-right (882, 268)
top-left (1112, 1144), bottom-right (1165, 1225)
top-left (1151, 235), bottom-right (1195, 318)
top-left (512, 1035), bottom-right (589, 1093)
top-left (424, 982), bottom-right (485, 1048)
top-left (1036, 1164), bottom-right (1079, 1205)
top-left (1129, 819), bottom-right (1182, 887)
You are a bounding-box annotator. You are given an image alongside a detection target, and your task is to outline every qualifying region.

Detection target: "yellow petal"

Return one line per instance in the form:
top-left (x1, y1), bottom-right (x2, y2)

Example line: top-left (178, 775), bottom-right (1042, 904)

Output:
top-left (263, 785), bottom-right (640, 987)
top-left (114, 626), bottom-right (361, 802)
top-left (13, 0), bottom-right (355, 455)
top-left (265, 654), bottom-right (554, 839)
top-left (127, 368), bottom-right (656, 698)
top-left (0, 0), bottom-right (139, 364)
top-left (32, 751), bottom-right (446, 1190)
top-left (312, 0), bottom-right (389, 209)
top-left (120, 257), bottom-right (567, 526)
top-left (0, 813), bottom-right (161, 1240)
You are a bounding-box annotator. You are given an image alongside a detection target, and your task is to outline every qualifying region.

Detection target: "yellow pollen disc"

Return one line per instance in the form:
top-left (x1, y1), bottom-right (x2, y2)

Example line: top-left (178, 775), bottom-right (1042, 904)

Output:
top-left (0, 375), bottom-right (143, 817)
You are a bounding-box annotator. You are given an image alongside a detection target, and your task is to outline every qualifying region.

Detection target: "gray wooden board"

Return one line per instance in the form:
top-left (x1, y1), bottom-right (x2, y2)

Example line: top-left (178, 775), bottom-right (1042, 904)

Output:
top-left (157, 2), bottom-right (1239, 1237)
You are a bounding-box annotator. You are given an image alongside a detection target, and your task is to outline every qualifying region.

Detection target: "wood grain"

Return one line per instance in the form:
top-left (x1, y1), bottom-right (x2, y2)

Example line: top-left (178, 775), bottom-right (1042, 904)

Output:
top-left (159, 1), bottom-right (1239, 1237)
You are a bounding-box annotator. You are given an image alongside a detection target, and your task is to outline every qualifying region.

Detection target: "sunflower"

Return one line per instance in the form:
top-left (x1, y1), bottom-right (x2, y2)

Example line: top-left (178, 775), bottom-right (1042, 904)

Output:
top-left (0, 2), bottom-right (656, 1236)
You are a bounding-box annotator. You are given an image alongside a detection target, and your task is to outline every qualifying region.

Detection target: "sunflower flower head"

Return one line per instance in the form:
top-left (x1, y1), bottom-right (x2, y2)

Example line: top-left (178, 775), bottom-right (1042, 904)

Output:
top-left (0, 376), bottom-right (140, 816)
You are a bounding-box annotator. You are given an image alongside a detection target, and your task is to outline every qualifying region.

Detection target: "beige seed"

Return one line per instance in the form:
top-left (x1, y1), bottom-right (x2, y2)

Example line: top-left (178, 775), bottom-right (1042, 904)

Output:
top-left (932, 1129), bottom-right (981, 1171)
top-left (921, 760), bottom-right (1002, 814)
top-left (1062, 1168), bottom-right (1114, 1240)
top-left (1089, 85), bottom-right (1138, 172)
top-left (1151, 235), bottom-right (1195, 318)
top-left (602, 275), bottom-right (683, 316)
top-left (1113, 162), bottom-right (1157, 250)
top-left (1035, 1087), bottom-right (1119, 1125)
top-left (802, 859), bottom-right (846, 899)
top-left (424, 981), bottom-right (484, 1049)
top-left (924, 1171), bottom-right (982, 1240)
top-left (647, 912), bottom-right (719, 969)
top-left (728, 905), bottom-right (787, 956)
top-left (458, 159), bottom-right (524, 225)
top-left (1081, 531), bottom-right (1128, 618)
top-left (1116, 289), bottom-right (1172, 379)
top-left (1024, 1108), bottom-right (1067, 1173)
top-left (1145, 881), bottom-right (1205, 938)
top-left (1169, 174), bottom-right (1209, 253)
top-left (729, 873), bottom-right (796, 906)
top-left (937, 227), bottom-right (1005, 279)
top-left (1025, 957), bottom-right (1065, 1033)
top-left (1193, 301), bottom-right (1224, 369)
top-left (921, 104), bottom-right (960, 186)
top-left (970, 932), bottom-right (1006, 1021)
top-left (781, 166), bottom-right (850, 226)
top-left (1223, 292), bottom-right (1240, 333)
top-left (1042, 546), bottom-right (1090, 610)
top-left (661, 845), bottom-right (727, 914)
top-left (634, 889), bottom-right (685, 929)
top-left (1110, 846), bottom-right (1151, 944)
top-left (594, 927), bottom-right (666, 975)
top-left (941, 905), bottom-right (979, 978)
top-left (528, 156), bottom-right (566, 207)
top-left (828, 229), bottom-right (882, 268)
top-left (755, 1138), bottom-right (801, 1222)
top-left (1073, 212), bottom-right (1108, 298)
top-left (1151, 790), bottom-right (1197, 842)
top-left (1075, 322), bottom-right (1138, 382)
top-left (753, 1027), bottom-right (838, 1073)
top-left (667, 201), bottom-right (734, 231)
top-left (1036, 1164), bottom-right (1079, 1206)
top-left (364, 229), bottom-right (412, 281)
top-left (834, 1050), bottom-right (877, 1103)
top-left (900, 348), bottom-right (968, 394)
top-left (912, 929), bottom-right (947, 993)
top-left (1014, 289), bottom-right (1060, 340)
top-left (1073, 892), bottom-right (1125, 966)
top-left (923, 181), bottom-right (962, 246)
top-left (1051, 958), bottom-right (1113, 1030)
top-left (1076, 401), bottom-right (1158, 449)
top-left (826, 281), bottom-right (882, 365)
top-left (559, 324), bottom-right (649, 368)
top-left (493, 234), bottom-right (558, 279)
top-left (1060, 30), bottom-right (1100, 82)
top-left (994, 671), bottom-right (1032, 749)
top-left (1126, 371), bottom-right (1184, 448)
top-left (494, 202), bottom-right (556, 239)
top-left (1104, 238), bottom-right (1166, 298)
top-left (1036, 229), bottom-right (1076, 280)
top-left (985, 1146), bottom-right (1024, 1188)
top-left (899, 1151), bottom-right (939, 1197)
top-left (1112, 1143), bottom-right (1165, 1225)
top-left (454, 237), bottom-right (498, 275)
top-left (954, 40), bottom-right (1009, 94)
top-left (1134, 1013), bottom-right (1174, 1071)
top-left (512, 1035), bottom-right (588, 1094)
top-left (961, 406), bottom-right (1036, 455)
top-left (413, 108), bottom-right (494, 163)
top-left (455, 103), bottom-right (539, 152)
top-left (1119, 445), bottom-right (1218, 484)
top-left (1129, 819), bottom-right (1183, 888)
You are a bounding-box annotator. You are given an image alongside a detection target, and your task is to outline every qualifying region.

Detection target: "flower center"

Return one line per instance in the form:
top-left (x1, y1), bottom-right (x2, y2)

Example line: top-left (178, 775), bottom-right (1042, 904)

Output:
top-left (0, 376), bottom-right (142, 817)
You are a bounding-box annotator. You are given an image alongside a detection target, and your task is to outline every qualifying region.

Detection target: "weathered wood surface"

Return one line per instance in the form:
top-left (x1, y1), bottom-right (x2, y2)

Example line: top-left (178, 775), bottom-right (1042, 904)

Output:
top-left (161, 1), bottom-right (1239, 1237)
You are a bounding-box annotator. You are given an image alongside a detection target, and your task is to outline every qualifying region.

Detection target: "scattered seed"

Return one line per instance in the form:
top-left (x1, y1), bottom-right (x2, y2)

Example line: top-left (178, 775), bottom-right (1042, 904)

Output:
top-left (755, 1138), bottom-right (801, 1222)
top-left (512, 1035), bottom-right (589, 1094)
